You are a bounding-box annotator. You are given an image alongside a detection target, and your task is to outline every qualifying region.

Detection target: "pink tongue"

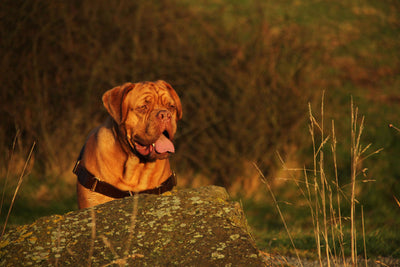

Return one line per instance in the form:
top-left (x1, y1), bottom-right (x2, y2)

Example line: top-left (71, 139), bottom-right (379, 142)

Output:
top-left (154, 134), bottom-right (175, 154)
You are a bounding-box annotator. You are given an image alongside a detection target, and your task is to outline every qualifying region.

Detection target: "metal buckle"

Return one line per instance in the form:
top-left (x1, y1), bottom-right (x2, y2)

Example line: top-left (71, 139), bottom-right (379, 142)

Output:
top-left (73, 160), bottom-right (80, 174)
top-left (91, 177), bottom-right (100, 192)
top-left (171, 171), bottom-right (177, 186)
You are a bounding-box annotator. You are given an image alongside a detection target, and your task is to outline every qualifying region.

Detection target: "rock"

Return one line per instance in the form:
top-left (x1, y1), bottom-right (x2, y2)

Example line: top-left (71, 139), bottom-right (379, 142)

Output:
top-left (0, 186), bottom-right (266, 266)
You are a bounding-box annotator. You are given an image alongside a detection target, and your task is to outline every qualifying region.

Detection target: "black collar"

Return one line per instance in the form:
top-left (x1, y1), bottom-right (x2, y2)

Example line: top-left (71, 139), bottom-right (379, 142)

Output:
top-left (73, 159), bottom-right (176, 198)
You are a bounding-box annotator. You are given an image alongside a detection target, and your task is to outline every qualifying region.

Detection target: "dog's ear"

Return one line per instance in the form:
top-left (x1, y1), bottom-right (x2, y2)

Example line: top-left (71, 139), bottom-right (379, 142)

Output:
top-left (102, 83), bottom-right (135, 124)
top-left (159, 80), bottom-right (183, 120)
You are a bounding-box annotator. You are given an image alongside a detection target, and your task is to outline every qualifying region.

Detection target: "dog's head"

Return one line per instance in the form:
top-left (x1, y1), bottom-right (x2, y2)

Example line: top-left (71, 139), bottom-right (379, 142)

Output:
top-left (102, 80), bottom-right (182, 160)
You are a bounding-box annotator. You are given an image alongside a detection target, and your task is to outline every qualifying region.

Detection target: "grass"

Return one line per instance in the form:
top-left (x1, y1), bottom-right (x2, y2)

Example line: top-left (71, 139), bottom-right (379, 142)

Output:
top-left (1, 0), bottom-right (399, 183)
top-left (245, 95), bottom-right (400, 264)
top-left (246, 194), bottom-right (400, 260)
top-left (5, 95), bottom-right (397, 265)
top-left (0, 141), bottom-right (35, 237)
top-left (1, 0), bottom-right (399, 263)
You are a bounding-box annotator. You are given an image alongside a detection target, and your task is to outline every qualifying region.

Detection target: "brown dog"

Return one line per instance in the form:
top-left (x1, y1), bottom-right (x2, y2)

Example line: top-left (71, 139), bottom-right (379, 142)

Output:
top-left (74, 80), bottom-right (182, 209)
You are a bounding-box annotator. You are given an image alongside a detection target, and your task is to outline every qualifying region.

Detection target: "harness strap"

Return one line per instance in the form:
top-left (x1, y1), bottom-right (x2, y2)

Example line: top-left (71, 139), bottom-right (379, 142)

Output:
top-left (73, 159), bottom-right (177, 198)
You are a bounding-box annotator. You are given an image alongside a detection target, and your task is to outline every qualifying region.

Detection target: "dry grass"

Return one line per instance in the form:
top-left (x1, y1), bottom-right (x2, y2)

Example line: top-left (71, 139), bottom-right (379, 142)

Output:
top-left (0, 141), bottom-right (35, 238)
top-left (253, 162), bottom-right (303, 267)
top-left (255, 94), bottom-right (383, 266)
top-left (389, 124), bottom-right (400, 133)
top-left (99, 193), bottom-right (143, 267)
top-left (0, 0), bottom-right (399, 261)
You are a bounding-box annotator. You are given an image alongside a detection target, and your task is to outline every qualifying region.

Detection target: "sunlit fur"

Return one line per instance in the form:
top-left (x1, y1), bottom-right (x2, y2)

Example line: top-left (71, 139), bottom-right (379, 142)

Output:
top-left (77, 80), bottom-right (182, 209)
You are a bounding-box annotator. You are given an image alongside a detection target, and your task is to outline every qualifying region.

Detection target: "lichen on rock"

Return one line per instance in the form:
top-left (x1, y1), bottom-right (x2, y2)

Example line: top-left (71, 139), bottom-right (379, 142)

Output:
top-left (0, 185), bottom-right (266, 266)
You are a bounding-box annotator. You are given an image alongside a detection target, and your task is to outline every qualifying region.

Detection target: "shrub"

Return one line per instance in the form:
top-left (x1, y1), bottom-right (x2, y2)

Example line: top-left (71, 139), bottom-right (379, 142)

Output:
top-left (1, 0), bottom-right (322, 186)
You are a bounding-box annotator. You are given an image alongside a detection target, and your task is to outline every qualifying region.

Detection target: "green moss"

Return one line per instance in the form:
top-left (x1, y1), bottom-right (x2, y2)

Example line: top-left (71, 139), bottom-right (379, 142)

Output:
top-left (0, 186), bottom-right (267, 266)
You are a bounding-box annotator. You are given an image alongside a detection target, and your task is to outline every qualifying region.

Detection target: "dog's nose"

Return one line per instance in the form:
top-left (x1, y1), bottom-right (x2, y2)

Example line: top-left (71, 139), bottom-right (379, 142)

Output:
top-left (157, 110), bottom-right (171, 121)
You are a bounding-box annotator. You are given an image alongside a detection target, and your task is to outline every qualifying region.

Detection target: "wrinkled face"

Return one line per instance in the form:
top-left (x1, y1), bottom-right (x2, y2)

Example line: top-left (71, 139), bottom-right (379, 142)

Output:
top-left (102, 80), bottom-right (182, 160)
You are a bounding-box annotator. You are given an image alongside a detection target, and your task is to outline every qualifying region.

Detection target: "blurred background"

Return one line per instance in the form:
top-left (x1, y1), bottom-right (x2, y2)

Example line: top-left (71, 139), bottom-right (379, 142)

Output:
top-left (1, 0), bottom-right (399, 259)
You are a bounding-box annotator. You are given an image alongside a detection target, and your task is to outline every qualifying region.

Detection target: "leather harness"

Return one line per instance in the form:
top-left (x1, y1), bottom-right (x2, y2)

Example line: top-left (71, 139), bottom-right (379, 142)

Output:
top-left (73, 147), bottom-right (176, 198)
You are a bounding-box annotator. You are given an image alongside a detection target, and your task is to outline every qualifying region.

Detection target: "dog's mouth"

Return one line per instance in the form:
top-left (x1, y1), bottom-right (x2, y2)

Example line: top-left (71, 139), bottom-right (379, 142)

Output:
top-left (133, 130), bottom-right (175, 157)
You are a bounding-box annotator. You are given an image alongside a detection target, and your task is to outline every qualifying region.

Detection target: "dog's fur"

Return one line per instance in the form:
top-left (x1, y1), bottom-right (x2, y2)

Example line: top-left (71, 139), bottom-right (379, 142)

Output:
top-left (76, 80), bottom-right (182, 209)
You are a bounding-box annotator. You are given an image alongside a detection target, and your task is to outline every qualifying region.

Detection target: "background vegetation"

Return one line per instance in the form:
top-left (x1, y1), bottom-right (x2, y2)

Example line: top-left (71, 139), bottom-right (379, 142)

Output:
top-left (1, 0), bottom-right (399, 261)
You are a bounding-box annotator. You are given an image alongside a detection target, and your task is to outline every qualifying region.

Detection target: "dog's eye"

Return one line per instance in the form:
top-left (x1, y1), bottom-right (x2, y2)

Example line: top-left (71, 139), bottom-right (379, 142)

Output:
top-left (167, 104), bottom-right (176, 112)
top-left (136, 105), bottom-right (148, 113)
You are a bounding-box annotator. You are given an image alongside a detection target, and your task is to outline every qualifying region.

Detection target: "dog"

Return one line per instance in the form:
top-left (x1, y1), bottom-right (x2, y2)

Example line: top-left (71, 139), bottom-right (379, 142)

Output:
top-left (74, 80), bottom-right (182, 209)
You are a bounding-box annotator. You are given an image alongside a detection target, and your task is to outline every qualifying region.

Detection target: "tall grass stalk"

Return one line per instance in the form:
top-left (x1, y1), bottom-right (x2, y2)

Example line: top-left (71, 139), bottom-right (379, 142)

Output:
top-left (361, 206), bottom-right (367, 267)
top-left (394, 196), bottom-right (400, 208)
top-left (318, 91), bottom-right (331, 267)
top-left (389, 124), bottom-right (400, 133)
top-left (124, 193), bottom-right (139, 255)
top-left (309, 96), bottom-right (355, 266)
top-left (308, 101), bottom-right (323, 266)
top-left (331, 120), bottom-right (346, 264)
top-left (262, 95), bottom-right (380, 265)
top-left (96, 192), bottom-right (142, 266)
top-left (1, 141), bottom-right (35, 239)
top-left (88, 208), bottom-right (96, 267)
top-left (0, 130), bottom-right (20, 219)
top-left (253, 162), bottom-right (303, 267)
top-left (350, 97), bottom-right (364, 266)
top-left (299, 95), bottom-right (379, 266)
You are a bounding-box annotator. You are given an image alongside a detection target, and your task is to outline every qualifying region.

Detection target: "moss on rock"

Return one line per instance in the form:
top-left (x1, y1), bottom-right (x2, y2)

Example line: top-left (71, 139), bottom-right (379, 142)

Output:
top-left (0, 186), bottom-right (266, 266)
